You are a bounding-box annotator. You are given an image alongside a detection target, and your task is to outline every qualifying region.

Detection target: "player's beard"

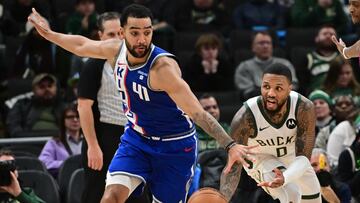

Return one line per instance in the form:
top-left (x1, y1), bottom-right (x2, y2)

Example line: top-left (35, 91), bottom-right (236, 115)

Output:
top-left (263, 96), bottom-right (287, 115)
top-left (125, 39), bottom-right (150, 58)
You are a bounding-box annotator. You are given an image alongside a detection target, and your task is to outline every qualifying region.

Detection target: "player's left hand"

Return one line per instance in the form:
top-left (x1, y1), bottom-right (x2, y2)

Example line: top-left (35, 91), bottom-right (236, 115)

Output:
top-left (257, 168), bottom-right (284, 188)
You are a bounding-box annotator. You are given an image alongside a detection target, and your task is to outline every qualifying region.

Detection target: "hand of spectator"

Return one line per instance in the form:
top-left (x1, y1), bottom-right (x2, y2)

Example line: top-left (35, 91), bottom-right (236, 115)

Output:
top-left (257, 168), bottom-right (285, 188)
top-left (223, 144), bottom-right (258, 174)
top-left (321, 186), bottom-right (340, 203)
top-left (88, 144), bottom-right (103, 171)
top-left (0, 171), bottom-right (21, 197)
top-left (318, 0), bottom-right (332, 8)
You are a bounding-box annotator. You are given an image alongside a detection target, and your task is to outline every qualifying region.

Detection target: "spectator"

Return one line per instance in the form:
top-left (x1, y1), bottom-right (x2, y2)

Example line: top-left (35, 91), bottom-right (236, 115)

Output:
top-left (327, 96), bottom-right (359, 168)
top-left (39, 103), bottom-right (82, 177)
top-left (11, 18), bottom-right (55, 78)
top-left (316, 95), bottom-right (356, 150)
top-left (0, 150), bottom-right (45, 203)
top-left (310, 148), bottom-right (352, 203)
top-left (197, 93), bottom-right (230, 152)
top-left (171, 0), bottom-right (230, 34)
top-left (234, 31), bottom-right (298, 99)
top-left (336, 120), bottom-right (360, 198)
top-left (6, 73), bottom-right (65, 137)
top-left (65, 0), bottom-right (98, 38)
top-left (301, 25), bottom-right (339, 94)
top-left (322, 56), bottom-right (360, 105)
top-left (107, 0), bottom-right (175, 32)
top-left (308, 90), bottom-right (334, 135)
top-left (232, 0), bottom-right (286, 30)
top-left (184, 33), bottom-right (233, 92)
top-left (291, 0), bottom-right (349, 34)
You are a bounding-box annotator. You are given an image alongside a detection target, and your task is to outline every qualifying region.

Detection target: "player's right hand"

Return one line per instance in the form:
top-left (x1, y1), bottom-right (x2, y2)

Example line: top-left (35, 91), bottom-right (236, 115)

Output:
top-left (27, 8), bottom-right (51, 37)
top-left (88, 144), bottom-right (103, 171)
top-left (224, 144), bottom-right (258, 174)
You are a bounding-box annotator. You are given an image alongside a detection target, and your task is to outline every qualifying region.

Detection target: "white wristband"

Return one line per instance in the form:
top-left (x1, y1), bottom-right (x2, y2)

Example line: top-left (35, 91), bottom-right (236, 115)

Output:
top-left (342, 47), bottom-right (350, 59)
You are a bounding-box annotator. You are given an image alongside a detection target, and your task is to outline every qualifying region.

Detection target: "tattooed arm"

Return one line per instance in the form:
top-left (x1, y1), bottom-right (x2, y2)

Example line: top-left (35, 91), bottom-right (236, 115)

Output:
top-left (296, 95), bottom-right (316, 159)
top-left (150, 57), bottom-right (257, 168)
top-left (220, 106), bottom-right (256, 201)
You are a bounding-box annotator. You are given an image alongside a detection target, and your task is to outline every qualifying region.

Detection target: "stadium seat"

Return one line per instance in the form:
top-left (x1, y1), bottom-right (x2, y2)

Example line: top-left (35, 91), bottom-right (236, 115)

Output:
top-left (66, 168), bottom-right (85, 203)
top-left (16, 156), bottom-right (47, 172)
top-left (57, 154), bottom-right (82, 200)
top-left (18, 170), bottom-right (60, 203)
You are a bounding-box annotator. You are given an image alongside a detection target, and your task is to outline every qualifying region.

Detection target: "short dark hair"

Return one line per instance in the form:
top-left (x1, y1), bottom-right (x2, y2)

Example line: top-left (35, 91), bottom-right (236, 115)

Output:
top-left (75, 0), bottom-right (94, 5)
top-left (195, 33), bottom-right (222, 54)
top-left (317, 24), bottom-right (336, 36)
top-left (199, 93), bottom-right (215, 100)
top-left (263, 63), bottom-right (292, 83)
top-left (97, 12), bottom-right (120, 32)
top-left (0, 150), bottom-right (14, 158)
top-left (120, 4), bottom-right (153, 27)
top-left (251, 30), bottom-right (272, 45)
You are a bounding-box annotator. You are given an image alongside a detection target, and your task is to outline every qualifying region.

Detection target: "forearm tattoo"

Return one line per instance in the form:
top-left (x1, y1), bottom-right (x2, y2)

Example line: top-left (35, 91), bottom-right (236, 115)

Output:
top-left (220, 163), bottom-right (242, 201)
top-left (296, 97), bottom-right (316, 159)
top-left (193, 111), bottom-right (233, 147)
top-left (219, 106), bottom-right (256, 200)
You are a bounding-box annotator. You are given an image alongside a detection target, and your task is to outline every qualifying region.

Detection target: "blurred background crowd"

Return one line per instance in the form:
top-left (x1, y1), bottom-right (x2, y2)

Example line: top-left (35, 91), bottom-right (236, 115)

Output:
top-left (0, 0), bottom-right (360, 203)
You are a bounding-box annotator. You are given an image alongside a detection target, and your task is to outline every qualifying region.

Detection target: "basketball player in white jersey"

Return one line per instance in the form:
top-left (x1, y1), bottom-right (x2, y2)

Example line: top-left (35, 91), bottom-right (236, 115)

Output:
top-left (220, 63), bottom-right (321, 203)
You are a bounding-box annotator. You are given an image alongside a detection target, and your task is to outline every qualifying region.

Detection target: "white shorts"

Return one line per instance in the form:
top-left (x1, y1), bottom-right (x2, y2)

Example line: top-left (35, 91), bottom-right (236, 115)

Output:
top-left (244, 155), bottom-right (321, 203)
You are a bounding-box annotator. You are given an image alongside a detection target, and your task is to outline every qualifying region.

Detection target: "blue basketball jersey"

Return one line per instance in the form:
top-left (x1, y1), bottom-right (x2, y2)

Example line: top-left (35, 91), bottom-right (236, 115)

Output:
top-left (114, 42), bottom-right (195, 137)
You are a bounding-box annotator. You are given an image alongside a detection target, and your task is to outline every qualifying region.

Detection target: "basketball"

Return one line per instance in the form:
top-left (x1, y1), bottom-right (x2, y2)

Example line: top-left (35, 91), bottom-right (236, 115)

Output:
top-left (188, 187), bottom-right (228, 203)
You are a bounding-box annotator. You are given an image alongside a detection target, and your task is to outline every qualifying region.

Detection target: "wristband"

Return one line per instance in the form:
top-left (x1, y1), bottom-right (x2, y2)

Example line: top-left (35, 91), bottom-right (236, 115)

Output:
top-left (225, 141), bottom-right (236, 152)
top-left (342, 47), bottom-right (350, 59)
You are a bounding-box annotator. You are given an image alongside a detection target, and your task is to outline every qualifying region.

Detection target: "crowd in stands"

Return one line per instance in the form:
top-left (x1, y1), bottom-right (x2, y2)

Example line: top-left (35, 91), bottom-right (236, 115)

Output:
top-left (0, 0), bottom-right (360, 202)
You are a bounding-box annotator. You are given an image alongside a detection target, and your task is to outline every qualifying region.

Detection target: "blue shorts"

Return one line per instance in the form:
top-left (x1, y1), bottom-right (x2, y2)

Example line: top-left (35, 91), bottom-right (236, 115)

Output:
top-left (108, 128), bottom-right (197, 202)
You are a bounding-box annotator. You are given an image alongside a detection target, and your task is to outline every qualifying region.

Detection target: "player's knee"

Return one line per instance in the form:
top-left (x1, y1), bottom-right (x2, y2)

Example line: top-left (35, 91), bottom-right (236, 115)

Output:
top-left (101, 185), bottom-right (128, 203)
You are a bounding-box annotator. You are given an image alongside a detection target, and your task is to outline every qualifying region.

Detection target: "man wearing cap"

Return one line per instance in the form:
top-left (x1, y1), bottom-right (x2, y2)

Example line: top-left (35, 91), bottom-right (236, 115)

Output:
top-left (6, 73), bottom-right (65, 137)
top-left (308, 90), bottom-right (334, 135)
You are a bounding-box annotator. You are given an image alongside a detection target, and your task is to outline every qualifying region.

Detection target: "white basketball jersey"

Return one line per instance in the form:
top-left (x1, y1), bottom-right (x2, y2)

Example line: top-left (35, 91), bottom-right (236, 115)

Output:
top-left (245, 91), bottom-right (300, 165)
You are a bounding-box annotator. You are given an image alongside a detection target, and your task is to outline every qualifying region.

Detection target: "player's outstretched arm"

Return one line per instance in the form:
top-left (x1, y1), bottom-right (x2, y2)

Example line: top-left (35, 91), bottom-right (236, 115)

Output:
top-left (150, 57), bottom-right (257, 166)
top-left (220, 106), bottom-right (256, 201)
top-left (332, 36), bottom-right (360, 59)
top-left (28, 8), bottom-right (121, 60)
top-left (296, 95), bottom-right (316, 159)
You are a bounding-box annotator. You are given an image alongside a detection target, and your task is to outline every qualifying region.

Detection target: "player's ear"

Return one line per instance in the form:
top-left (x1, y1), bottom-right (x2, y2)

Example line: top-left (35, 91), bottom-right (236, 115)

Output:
top-left (120, 27), bottom-right (124, 36)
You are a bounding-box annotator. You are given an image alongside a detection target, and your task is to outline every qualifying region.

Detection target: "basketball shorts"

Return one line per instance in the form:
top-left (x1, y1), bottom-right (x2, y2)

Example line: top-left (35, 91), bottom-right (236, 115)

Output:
top-left (107, 127), bottom-right (197, 203)
top-left (244, 155), bottom-right (321, 203)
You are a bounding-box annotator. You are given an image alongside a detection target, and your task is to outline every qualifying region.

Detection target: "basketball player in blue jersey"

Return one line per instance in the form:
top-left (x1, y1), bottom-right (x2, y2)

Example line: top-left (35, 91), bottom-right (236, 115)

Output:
top-left (332, 0), bottom-right (360, 59)
top-left (220, 63), bottom-right (321, 203)
top-left (28, 4), bottom-right (258, 203)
